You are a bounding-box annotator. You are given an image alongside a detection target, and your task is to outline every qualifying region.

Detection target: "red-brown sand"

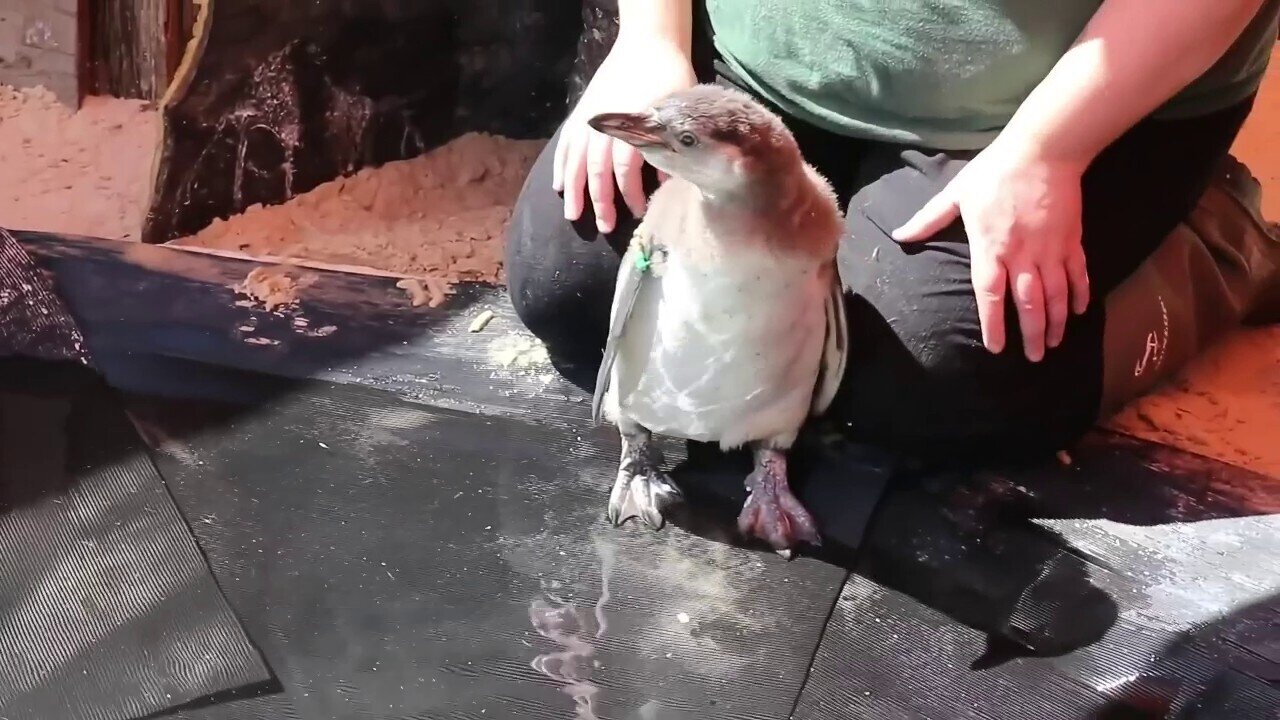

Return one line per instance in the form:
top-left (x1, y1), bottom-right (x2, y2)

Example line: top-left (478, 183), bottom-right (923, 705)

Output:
top-left (1105, 326), bottom-right (1280, 478)
top-left (1, 49), bottom-right (1278, 477)
top-left (0, 85), bottom-right (158, 240)
top-left (171, 132), bottom-right (544, 288)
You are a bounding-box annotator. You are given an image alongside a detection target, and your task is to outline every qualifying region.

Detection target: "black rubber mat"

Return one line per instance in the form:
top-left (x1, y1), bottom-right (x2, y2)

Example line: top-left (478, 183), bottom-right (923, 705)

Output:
top-left (797, 432), bottom-right (1280, 719)
top-left (127, 381), bottom-right (849, 719)
top-left (15, 230), bottom-right (587, 422)
top-left (0, 362), bottom-right (272, 720)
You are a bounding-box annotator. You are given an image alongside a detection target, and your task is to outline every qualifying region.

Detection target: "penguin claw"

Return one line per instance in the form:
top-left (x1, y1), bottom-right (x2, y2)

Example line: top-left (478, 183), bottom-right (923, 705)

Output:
top-left (607, 468), bottom-right (681, 530)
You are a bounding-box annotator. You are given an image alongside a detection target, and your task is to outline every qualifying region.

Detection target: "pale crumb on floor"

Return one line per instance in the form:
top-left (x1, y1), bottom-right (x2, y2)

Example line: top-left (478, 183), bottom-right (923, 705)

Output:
top-left (468, 309), bottom-right (495, 333)
top-left (489, 333), bottom-right (550, 369)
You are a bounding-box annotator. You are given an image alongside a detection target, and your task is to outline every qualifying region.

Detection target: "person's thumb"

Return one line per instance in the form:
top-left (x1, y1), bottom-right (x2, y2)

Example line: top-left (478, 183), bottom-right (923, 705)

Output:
top-left (891, 190), bottom-right (959, 242)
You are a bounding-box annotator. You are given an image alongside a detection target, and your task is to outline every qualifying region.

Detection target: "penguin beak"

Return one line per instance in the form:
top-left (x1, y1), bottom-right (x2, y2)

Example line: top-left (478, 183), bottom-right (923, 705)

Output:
top-left (588, 112), bottom-right (667, 148)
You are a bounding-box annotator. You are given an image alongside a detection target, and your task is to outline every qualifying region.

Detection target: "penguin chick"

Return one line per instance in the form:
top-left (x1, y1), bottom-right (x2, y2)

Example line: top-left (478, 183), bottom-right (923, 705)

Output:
top-left (587, 83), bottom-right (848, 555)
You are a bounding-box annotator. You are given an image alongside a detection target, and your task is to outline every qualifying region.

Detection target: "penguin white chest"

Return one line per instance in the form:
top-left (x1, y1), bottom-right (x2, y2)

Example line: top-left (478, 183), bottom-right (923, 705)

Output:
top-left (609, 246), bottom-right (830, 449)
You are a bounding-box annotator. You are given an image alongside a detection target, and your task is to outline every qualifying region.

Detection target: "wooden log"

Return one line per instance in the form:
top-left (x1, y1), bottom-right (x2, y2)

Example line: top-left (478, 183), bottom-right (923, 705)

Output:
top-left (86, 0), bottom-right (168, 100)
top-left (163, 0), bottom-right (193, 84)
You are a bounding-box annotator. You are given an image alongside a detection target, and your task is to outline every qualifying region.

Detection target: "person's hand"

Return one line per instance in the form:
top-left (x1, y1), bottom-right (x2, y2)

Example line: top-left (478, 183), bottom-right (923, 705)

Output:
top-left (891, 140), bottom-right (1091, 362)
top-left (553, 34), bottom-right (696, 234)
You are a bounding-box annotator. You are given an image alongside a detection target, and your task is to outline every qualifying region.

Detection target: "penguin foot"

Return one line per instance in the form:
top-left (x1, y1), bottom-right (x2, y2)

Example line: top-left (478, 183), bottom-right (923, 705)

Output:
top-left (607, 423), bottom-right (681, 530)
top-left (737, 446), bottom-right (821, 555)
top-left (607, 467), bottom-right (681, 529)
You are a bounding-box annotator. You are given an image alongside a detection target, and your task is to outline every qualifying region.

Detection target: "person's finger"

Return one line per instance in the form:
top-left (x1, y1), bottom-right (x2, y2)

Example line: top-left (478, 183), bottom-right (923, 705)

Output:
top-left (1011, 262), bottom-right (1047, 362)
top-left (586, 133), bottom-right (617, 233)
top-left (1040, 263), bottom-right (1070, 350)
top-left (971, 251), bottom-right (1008, 354)
top-left (613, 143), bottom-right (647, 219)
top-left (891, 190), bottom-right (960, 242)
top-left (1066, 246), bottom-right (1091, 315)
top-left (552, 128), bottom-right (568, 193)
top-left (561, 130), bottom-right (589, 222)
top-left (656, 169), bottom-right (671, 184)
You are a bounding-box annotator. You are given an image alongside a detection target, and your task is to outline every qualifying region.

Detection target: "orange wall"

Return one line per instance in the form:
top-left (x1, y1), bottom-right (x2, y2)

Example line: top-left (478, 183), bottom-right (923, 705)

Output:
top-left (1231, 44), bottom-right (1280, 220)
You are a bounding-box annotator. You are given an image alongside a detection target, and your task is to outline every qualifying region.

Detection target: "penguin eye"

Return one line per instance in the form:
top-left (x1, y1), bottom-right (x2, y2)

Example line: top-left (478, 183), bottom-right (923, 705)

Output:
top-left (676, 132), bottom-right (699, 148)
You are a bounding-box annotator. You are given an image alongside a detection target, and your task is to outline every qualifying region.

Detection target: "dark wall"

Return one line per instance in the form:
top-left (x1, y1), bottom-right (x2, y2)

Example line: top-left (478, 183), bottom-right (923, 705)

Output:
top-left (569, 0), bottom-right (620, 107)
top-left (144, 0), bottom-right (584, 243)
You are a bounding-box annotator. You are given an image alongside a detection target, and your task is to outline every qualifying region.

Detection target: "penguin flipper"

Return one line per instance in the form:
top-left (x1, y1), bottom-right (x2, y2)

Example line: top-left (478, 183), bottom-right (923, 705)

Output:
top-left (811, 265), bottom-right (848, 417)
top-left (592, 242), bottom-right (649, 425)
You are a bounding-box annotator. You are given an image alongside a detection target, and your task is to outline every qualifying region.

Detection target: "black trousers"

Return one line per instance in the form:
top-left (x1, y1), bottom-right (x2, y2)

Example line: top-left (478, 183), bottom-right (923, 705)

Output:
top-left (504, 44), bottom-right (1254, 463)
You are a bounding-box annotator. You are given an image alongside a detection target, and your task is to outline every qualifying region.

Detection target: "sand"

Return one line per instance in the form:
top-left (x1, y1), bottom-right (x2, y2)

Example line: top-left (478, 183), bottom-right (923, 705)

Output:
top-left (0, 64), bottom-right (1278, 477)
top-left (0, 83), bottom-right (540, 291)
top-left (234, 265), bottom-right (313, 312)
top-left (174, 132), bottom-right (545, 289)
top-left (395, 277), bottom-right (453, 308)
top-left (0, 86), bottom-right (159, 240)
top-left (1106, 327), bottom-right (1280, 478)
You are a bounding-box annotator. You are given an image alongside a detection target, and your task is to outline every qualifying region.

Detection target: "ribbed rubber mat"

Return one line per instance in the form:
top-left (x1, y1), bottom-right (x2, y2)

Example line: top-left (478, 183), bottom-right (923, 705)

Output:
top-left (0, 228), bottom-right (90, 365)
top-left (0, 369), bottom-right (272, 718)
top-left (129, 381), bottom-right (850, 720)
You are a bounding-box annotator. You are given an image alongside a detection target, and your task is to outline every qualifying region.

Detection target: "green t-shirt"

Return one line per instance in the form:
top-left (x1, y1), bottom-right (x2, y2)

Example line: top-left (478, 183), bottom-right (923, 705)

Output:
top-left (706, 0), bottom-right (1279, 150)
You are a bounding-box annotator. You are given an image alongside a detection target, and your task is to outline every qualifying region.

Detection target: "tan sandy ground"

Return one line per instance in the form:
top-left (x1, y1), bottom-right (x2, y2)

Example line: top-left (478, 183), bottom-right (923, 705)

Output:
top-left (0, 85), bottom-right (158, 240)
top-left (0, 48), bottom-right (1278, 476)
top-left (1105, 328), bottom-right (1280, 478)
top-left (170, 132), bottom-right (545, 288)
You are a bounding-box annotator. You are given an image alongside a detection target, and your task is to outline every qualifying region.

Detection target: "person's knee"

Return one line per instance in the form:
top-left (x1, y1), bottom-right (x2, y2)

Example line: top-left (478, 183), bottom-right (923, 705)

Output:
top-left (504, 142), bottom-right (559, 320)
top-left (503, 131), bottom-right (622, 358)
top-left (505, 153), bottom-right (584, 343)
top-left (507, 255), bottom-right (608, 359)
top-left (837, 189), bottom-right (1098, 460)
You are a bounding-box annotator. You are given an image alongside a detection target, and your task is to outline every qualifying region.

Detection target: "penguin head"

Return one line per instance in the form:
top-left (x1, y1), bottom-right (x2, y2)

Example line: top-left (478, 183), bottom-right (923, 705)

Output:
top-left (588, 84), bottom-right (801, 196)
